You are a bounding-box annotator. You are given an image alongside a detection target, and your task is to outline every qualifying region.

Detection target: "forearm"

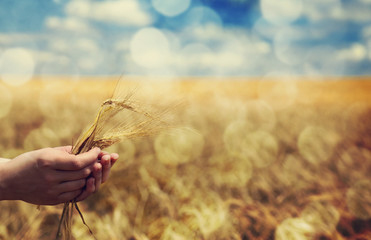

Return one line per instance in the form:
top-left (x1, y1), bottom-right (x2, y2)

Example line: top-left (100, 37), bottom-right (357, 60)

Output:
top-left (0, 161), bottom-right (14, 201)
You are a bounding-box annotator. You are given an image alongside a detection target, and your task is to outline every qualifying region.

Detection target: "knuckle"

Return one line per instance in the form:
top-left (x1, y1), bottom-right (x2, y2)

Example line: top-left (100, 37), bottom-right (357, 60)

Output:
top-left (36, 148), bottom-right (55, 168)
top-left (37, 158), bottom-right (51, 169)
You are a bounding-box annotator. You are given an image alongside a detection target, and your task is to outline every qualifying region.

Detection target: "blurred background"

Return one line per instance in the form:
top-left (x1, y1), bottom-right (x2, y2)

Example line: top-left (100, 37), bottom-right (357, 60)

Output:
top-left (0, 1), bottom-right (371, 240)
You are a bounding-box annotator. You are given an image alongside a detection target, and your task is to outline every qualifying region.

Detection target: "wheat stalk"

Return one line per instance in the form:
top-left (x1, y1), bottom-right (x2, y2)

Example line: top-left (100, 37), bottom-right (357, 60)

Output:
top-left (56, 92), bottom-right (167, 240)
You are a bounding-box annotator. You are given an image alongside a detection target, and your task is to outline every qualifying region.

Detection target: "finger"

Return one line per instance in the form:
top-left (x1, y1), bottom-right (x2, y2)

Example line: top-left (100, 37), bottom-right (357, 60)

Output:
top-left (58, 189), bottom-right (83, 203)
top-left (75, 148), bottom-right (102, 168)
top-left (110, 153), bottom-right (119, 167)
top-left (92, 162), bottom-right (102, 191)
top-left (98, 151), bottom-right (109, 159)
top-left (55, 167), bottom-right (92, 182)
top-left (54, 148), bottom-right (101, 170)
top-left (101, 155), bottom-right (111, 183)
top-left (76, 177), bottom-right (95, 202)
top-left (57, 179), bottom-right (86, 193)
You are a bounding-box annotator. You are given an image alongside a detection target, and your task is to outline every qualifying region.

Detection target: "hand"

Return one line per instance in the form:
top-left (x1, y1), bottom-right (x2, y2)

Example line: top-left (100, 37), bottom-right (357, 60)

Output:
top-left (75, 150), bottom-right (119, 202)
top-left (0, 147), bottom-right (102, 205)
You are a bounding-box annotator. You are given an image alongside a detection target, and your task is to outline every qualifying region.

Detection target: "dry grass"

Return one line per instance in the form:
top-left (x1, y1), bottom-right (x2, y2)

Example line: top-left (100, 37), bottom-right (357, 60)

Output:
top-left (0, 77), bottom-right (370, 240)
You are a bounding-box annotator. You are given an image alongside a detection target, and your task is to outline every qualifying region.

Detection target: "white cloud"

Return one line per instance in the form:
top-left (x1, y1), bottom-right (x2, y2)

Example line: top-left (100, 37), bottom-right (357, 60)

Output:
top-left (363, 25), bottom-right (371, 39)
top-left (273, 27), bottom-right (311, 65)
top-left (152, 0), bottom-right (191, 17)
top-left (45, 16), bottom-right (95, 34)
top-left (185, 6), bottom-right (223, 28)
top-left (78, 56), bottom-right (100, 71)
top-left (302, 0), bottom-right (343, 22)
top-left (337, 43), bottom-right (367, 62)
top-left (260, 0), bottom-right (303, 26)
top-left (74, 38), bottom-right (103, 71)
top-left (65, 0), bottom-right (91, 17)
top-left (359, 0), bottom-right (371, 4)
top-left (35, 32), bottom-right (105, 74)
top-left (0, 33), bottom-right (46, 45)
top-left (302, 0), bottom-right (371, 23)
top-left (345, 5), bottom-right (371, 22)
top-left (114, 37), bottom-right (132, 52)
top-left (66, 0), bottom-right (153, 26)
top-left (170, 25), bottom-right (275, 75)
top-left (213, 50), bottom-right (245, 73)
top-left (74, 38), bottom-right (100, 53)
top-left (48, 38), bottom-right (70, 52)
top-left (304, 46), bottom-right (345, 75)
top-left (177, 43), bottom-right (213, 73)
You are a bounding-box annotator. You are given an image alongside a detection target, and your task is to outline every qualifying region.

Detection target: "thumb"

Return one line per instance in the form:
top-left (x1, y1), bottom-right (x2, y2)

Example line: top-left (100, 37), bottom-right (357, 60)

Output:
top-left (74, 148), bottom-right (102, 169)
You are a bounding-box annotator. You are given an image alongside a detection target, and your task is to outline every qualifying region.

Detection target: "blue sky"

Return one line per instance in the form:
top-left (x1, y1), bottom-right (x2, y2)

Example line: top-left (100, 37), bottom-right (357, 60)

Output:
top-left (0, 0), bottom-right (371, 80)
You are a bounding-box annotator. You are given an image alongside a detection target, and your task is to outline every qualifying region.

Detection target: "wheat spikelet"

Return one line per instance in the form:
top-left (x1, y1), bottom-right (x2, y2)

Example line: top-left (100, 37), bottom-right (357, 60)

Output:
top-left (56, 90), bottom-right (168, 240)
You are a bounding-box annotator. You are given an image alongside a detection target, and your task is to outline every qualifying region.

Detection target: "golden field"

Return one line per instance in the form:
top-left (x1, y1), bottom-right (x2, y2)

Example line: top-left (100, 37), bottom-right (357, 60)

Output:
top-left (0, 77), bottom-right (370, 240)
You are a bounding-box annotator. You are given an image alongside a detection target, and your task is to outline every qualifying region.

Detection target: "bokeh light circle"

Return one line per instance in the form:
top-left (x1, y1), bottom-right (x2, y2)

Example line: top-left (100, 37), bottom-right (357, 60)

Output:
top-left (0, 48), bottom-right (35, 86)
top-left (210, 154), bottom-right (253, 188)
top-left (38, 81), bottom-right (79, 119)
top-left (260, 0), bottom-right (303, 26)
top-left (154, 128), bottom-right (204, 166)
top-left (130, 27), bottom-right (171, 69)
top-left (242, 130), bottom-right (278, 168)
top-left (298, 126), bottom-right (339, 165)
top-left (152, 0), bottom-right (191, 17)
top-left (186, 6), bottom-right (223, 27)
top-left (245, 100), bottom-right (276, 131)
top-left (223, 120), bottom-right (253, 156)
top-left (224, 120), bottom-right (278, 169)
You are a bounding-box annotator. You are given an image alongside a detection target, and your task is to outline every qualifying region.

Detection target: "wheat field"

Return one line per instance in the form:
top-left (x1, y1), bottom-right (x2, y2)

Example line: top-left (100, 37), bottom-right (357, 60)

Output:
top-left (0, 77), bottom-right (370, 240)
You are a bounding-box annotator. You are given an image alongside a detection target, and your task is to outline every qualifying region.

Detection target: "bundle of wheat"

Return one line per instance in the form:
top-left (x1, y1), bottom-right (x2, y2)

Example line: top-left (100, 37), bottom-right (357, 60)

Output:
top-left (56, 91), bottom-right (167, 240)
